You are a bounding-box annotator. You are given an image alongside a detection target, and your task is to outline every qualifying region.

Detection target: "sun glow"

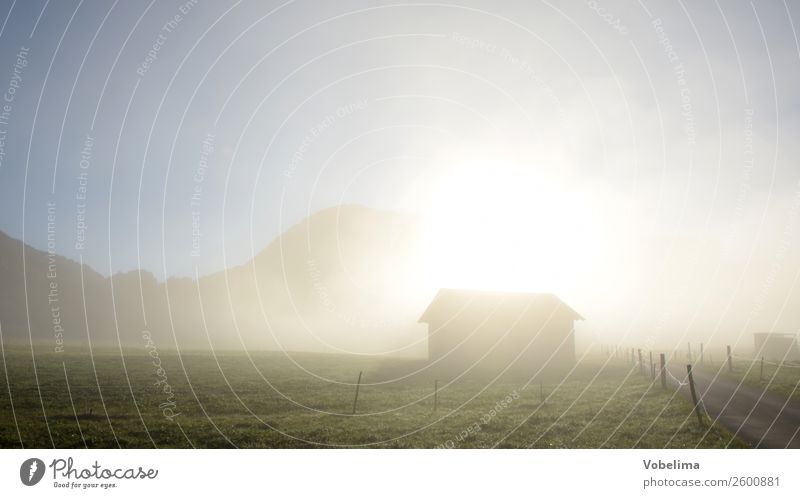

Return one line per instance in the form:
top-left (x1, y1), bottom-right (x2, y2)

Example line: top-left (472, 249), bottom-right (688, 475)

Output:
top-left (422, 161), bottom-right (603, 295)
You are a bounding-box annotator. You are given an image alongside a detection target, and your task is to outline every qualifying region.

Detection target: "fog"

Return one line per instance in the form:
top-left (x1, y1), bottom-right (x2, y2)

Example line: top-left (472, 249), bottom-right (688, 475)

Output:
top-left (0, 1), bottom-right (799, 356)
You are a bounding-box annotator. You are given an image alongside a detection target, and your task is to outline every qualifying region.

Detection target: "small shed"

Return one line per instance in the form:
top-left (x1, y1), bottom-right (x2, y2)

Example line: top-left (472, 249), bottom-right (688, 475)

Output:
top-left (418, 288), bottom-right (583, 373)
top-left (754, 333), bottom-right (800, 362)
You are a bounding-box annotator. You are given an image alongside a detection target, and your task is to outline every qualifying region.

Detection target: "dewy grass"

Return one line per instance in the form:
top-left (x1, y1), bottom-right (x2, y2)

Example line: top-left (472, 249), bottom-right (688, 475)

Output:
top-left (0, 348), bottom-right (747, 448)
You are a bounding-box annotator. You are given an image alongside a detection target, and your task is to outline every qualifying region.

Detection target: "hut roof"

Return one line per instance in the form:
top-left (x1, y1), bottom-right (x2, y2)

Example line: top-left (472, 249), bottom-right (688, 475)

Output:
top-left (418, 288), bottom-right (584, 324)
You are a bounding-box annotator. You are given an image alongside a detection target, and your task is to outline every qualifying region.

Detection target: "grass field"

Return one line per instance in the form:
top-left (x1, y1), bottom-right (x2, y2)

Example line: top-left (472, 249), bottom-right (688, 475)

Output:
top-left (0, 347), bottom-right (748, 448)
top-left (698, 357), bottom-right (800, 401)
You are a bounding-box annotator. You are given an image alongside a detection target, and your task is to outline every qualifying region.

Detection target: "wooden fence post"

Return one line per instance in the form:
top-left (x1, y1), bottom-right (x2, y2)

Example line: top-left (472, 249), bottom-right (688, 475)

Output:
top-left (760, 357), bottom-right (764, 382)
top-left (638, 349), bottom-right (644, 375)
top-left (686, 364), bottom-right (705, 426)
top-left (352, 371), bottom-right (362, 414)
top-left (649, 351), bottom-right (654, 380)
top-left (727, 345), bottom-right (733, 372)
top-left (660, 353), bottom-right (667, 389)
top-left (434, 379), bottom-right (438, 412)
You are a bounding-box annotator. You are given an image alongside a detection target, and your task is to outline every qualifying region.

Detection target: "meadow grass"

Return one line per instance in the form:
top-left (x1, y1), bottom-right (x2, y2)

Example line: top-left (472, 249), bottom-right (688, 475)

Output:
top-left (0, 347), bottom-right (747, 448)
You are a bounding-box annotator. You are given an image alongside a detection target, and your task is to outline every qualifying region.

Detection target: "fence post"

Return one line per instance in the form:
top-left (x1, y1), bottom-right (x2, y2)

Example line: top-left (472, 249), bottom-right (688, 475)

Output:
top-left (686, 364), bottom-right (705, 426)
top-left (649, 351), bottom-right (654, 380)
top-left (760, 357), bottom-right (764, 382)
top-left (688, 342), bottom-right (692, 361)
top-left (638, 349), bottom-right (644, 375)
top-left (660, 353), bottom-right (667, 389)
top-left (540, 382), bottom-right (544, 405)
top-left (352, 371), bottom-right (362, 414)
top-left (727, 345), bottom-right (733, 372)
top-left (434, 379), bottom-right (438, 412)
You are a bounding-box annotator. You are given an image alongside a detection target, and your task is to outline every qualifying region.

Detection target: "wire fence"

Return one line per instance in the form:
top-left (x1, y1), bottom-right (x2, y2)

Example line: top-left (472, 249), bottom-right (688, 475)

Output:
top-left (732, 354), bottom-right (800, 369)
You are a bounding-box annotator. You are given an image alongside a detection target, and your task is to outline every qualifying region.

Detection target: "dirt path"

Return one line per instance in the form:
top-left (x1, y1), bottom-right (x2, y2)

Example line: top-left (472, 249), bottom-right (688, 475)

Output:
top-left (667, 364), bottom-right (800, 448)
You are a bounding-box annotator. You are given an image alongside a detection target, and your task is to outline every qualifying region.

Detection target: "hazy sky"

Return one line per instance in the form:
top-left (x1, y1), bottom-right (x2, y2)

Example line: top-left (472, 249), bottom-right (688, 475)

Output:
top-left (1, 0), bottom-right (799, 345)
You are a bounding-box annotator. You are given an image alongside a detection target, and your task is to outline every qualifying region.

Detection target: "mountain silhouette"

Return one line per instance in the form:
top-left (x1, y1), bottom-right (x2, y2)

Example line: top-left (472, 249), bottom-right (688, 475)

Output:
top-left (0, 205), bottom-right (432, 356)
